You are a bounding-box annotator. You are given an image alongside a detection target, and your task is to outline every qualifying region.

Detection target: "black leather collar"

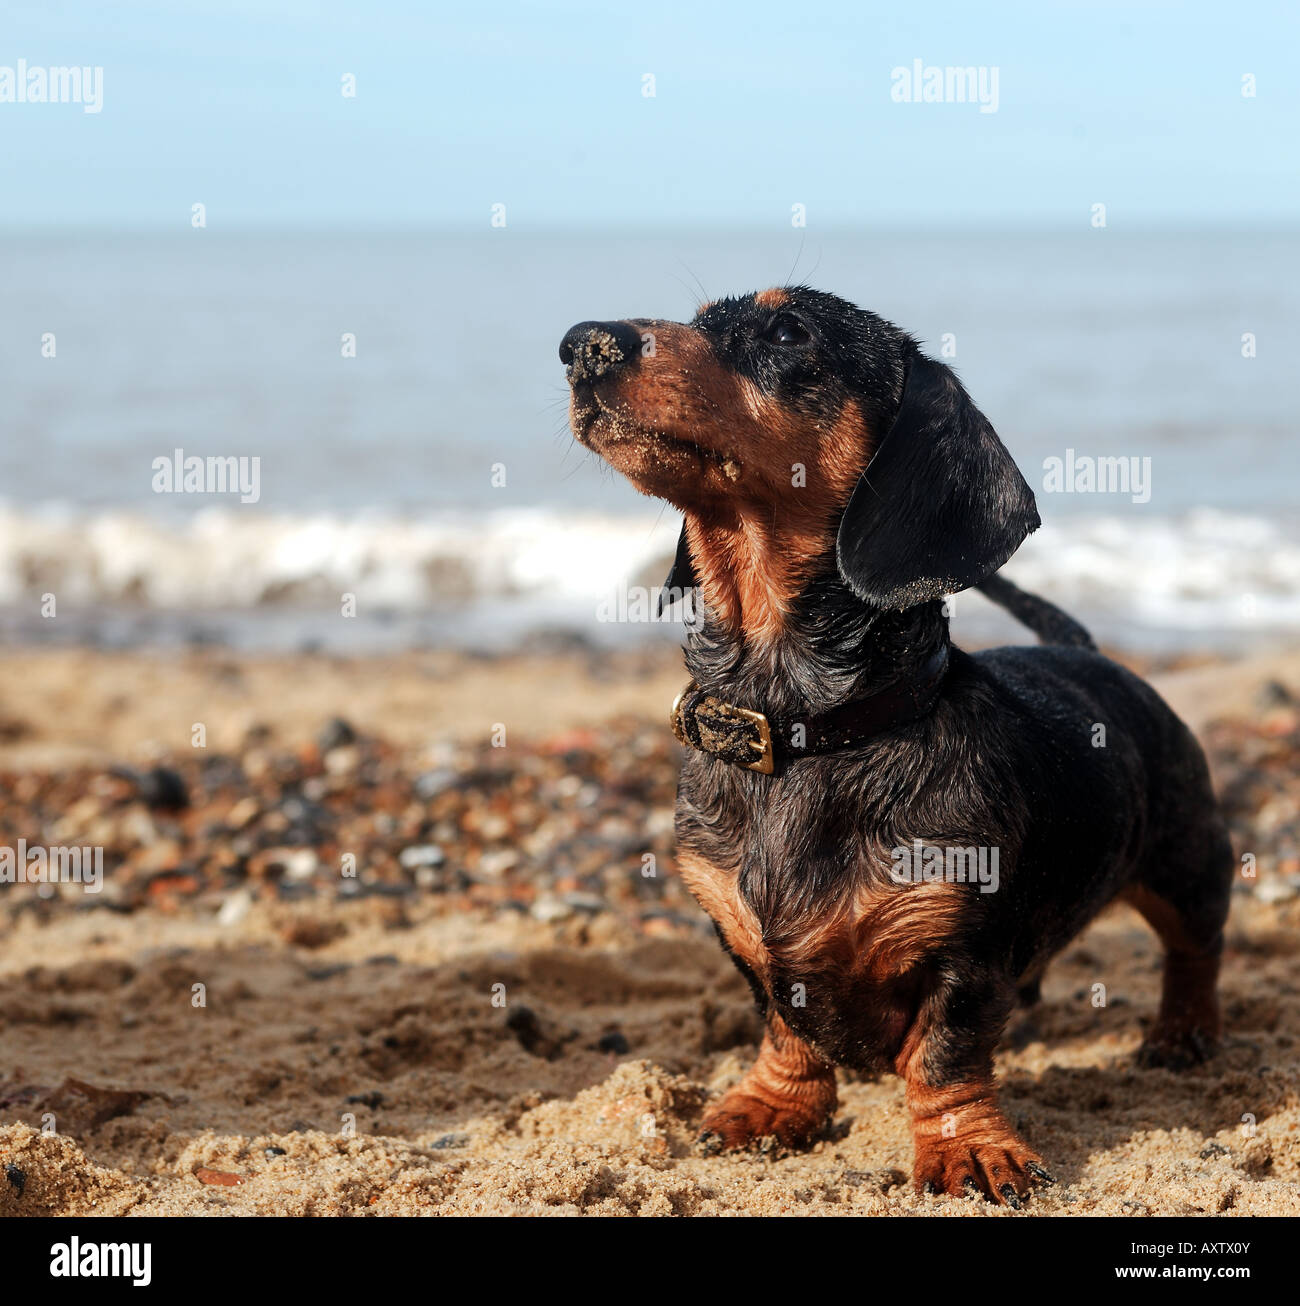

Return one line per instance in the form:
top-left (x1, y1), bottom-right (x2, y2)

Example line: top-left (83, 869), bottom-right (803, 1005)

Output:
top-left (670, 644), bottom-right (950, 774)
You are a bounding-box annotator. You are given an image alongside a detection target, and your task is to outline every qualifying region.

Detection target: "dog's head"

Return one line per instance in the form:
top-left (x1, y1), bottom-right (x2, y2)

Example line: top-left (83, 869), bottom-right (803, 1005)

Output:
top-left (561, 287), bottom-right (1038, 633)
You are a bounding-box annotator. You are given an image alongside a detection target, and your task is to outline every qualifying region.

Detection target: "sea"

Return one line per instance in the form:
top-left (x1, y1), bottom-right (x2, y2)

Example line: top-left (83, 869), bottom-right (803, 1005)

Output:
top-left (0, 229), bottom-right (1295, 654)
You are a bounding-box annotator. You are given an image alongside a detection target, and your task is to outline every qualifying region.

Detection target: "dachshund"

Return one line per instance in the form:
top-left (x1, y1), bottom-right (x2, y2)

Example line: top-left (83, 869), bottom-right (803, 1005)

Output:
top-left (559, 287), bottom-right (1233, 1205)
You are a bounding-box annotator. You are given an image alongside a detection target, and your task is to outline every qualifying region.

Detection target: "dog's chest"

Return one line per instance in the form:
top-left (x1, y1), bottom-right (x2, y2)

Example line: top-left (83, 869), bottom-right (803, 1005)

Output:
top-left (675, 758), bottom-right (961, 1065)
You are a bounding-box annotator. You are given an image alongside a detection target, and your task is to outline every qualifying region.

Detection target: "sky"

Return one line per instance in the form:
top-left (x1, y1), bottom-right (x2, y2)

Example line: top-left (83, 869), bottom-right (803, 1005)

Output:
top-left (1, 0), bottom-right (1296, 230)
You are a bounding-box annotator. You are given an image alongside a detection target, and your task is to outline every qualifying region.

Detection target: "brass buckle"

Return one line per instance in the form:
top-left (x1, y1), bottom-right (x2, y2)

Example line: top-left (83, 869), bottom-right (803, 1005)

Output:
top-left (670, 681), bottom-right (775, 775)
top-left (727, 702), bottom-right (775, 774)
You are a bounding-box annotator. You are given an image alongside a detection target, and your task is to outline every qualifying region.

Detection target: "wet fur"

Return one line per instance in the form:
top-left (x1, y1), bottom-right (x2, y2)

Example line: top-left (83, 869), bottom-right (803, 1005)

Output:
top-left (561, 288), bottom-right (1235, 1203)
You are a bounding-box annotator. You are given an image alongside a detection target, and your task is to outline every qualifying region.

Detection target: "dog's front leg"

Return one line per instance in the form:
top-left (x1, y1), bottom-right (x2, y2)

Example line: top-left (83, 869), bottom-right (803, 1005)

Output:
top-left (698, 1010), bottom-right (838, 1152)
top-left (898, 976), bottom-right (1052, 1205)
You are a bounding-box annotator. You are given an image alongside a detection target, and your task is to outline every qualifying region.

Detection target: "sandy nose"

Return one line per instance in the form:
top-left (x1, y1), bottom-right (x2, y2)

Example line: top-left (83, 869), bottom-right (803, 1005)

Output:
top-left (558, 320), bottom-right (643, 375)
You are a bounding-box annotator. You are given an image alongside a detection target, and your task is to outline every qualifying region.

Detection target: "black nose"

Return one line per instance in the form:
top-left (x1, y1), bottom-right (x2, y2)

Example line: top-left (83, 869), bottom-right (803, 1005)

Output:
top-left (559, 320), bottom-right (643, 376)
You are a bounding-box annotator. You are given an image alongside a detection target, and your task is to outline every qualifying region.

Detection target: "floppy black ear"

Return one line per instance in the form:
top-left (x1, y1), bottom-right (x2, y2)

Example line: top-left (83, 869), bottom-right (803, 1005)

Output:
top-left (836, 354), bottom-right (1039, 609)
top-left (654, 522), bottom-right (698, 615)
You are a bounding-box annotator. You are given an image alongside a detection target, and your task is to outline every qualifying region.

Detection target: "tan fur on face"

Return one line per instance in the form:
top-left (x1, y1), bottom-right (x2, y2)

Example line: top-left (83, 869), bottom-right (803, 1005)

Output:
top-left (681, 397), bottom-right (871, 641)
top-left (570, 301), bottom-right (876, 643)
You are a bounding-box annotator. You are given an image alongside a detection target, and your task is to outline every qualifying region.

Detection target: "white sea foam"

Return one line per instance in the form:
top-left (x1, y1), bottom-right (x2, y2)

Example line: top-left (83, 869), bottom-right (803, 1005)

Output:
top-left (0, 503), bottom-right (1294, 648)
top-left (0, 503), bottom-right (683, 611)
top-left (1006, 510), bottom-right (1300, 632)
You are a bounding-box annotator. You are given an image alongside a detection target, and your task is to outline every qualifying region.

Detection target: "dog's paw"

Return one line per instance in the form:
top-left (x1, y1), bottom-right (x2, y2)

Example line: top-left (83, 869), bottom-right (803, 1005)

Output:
top-left (914, 1137), bottom-right (1053, 1207)
top-left (1136, 1026), bottom-right (1217, 1070)
top-left (696, 1089), bottom-right (832, 1154)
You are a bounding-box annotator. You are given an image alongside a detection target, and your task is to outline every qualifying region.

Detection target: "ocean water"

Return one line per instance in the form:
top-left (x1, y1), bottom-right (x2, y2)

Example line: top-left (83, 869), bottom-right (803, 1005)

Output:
top-left (0, 230), bottom-right (1295, 652)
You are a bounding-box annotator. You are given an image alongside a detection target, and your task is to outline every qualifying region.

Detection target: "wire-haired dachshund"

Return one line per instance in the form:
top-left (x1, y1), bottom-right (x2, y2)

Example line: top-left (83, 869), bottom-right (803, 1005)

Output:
top-left (559, 287), bottom-right (1233, 1206)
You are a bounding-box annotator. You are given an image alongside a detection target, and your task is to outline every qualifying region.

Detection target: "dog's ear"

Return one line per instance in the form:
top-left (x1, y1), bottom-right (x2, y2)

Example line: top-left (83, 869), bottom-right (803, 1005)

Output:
top-left (654, 522), bottom-right (698, 615)
top-left (836, 354), bottom-right (1039, 609)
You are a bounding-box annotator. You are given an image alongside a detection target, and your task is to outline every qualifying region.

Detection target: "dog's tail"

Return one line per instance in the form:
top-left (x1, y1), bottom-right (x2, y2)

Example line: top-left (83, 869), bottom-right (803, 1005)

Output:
top-left (976, 573), bottom-right (1096, 649)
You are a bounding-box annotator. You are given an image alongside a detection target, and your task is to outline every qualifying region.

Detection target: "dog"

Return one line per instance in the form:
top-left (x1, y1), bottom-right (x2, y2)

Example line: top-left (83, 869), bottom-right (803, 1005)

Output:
top-left (559, 287), bottom-right (1233, 1205)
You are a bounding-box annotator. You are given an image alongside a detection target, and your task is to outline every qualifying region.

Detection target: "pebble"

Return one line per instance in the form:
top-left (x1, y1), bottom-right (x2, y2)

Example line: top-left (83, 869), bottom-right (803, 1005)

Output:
top-left (217, 889), bottom-right (254, 927)
top-left (225, 797), bottom-right (261, 830)
top-left (1254, 880), bottom-right (1297, 904)
top-left (324, 746), bottom-right (361, 776)
top-left (398, 844), bottom-right (446, 870)
top-left (4, 707), bottom-right (1290, 954)
top-left (414, 769), bottom-right (459, 799)
top-left (562, 892), bottom-right (607, 915)
top-left (531, 895), bottom-right (574, 923)
top-left (478, 849), bottom-right (520, 879)
top-left (136, 766), bottom-right (189, 811)
top-left (344, 1091), bottom-right (385, 1109)
top-left (431, 1133), bottom-right (470, 1150)
top-left (317, 717), bottom-right (358, 751)
top-left (194, 1168), bottom-right (245, 1187)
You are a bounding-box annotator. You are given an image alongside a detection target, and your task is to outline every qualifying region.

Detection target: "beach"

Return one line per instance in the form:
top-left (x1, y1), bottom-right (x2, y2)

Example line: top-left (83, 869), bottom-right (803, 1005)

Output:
top-left (1, 642), bottom-right (1298, 1217)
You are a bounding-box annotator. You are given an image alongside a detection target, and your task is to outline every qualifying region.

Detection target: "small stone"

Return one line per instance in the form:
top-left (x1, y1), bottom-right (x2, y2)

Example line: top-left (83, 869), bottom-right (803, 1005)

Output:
top-left (531, 895), bottom-right (573, 923)
top-left (254, 847), bottom-right (320, 882)
top-left (194, 1167), bottom-right (245, 1187)
top-left (344, 1091), bottom-right (385, 1109)
top-left (399, 845), bottom-right (445, 870)
top-left (562, 891), bottom-right (607, 914)
top-left (264, 1147), bottom-right (287, 1158)
top-left (217, 888), bottom-right (254, 927)
top-left (478, 850), bottom-right (520, 879)
top-left (1256, 680), bottom-right (1294, 708)
top-left (324, 746), bottom-right (360, 776)
top-left (305, 963), bottom-right (350, 981)
top-left (226, 796), bottom-right (261, 830)
top-left (505, 1005), bottom-right (572, 1059)
top-left (1255, 880), bottom-right (1298, 904)
top-left (137, 766), bottom-right (189, 811)
top-left (414, 769), bottom-right (459, 799)
top-left (317, 717), bottom-right (358, 751)
top-left (281, 849), bottom-right (320, 882)
top-left (281, 918), bottom-right (346, 950)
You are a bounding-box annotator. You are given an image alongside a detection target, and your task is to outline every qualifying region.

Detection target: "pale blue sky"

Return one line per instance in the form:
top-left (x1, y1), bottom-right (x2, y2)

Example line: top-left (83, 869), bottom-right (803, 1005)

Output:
top-left (1, 0), bottom-right (1296, 229)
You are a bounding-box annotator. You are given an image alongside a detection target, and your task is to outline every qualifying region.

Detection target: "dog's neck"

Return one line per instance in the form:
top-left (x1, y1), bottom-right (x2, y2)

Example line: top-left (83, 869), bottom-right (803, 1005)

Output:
top-left (682, 565), bottom-right (951, 718)
top-left (680, 515), bottom-right (831, 645)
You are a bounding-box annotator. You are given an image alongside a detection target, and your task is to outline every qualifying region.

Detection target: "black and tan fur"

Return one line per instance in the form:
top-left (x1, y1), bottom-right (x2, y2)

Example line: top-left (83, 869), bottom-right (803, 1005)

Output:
top-left (559, 288), bottom-right (1233, 1205)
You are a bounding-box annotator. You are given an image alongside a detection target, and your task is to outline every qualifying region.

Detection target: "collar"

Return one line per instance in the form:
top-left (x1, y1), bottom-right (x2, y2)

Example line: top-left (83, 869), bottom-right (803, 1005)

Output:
top-left (670, 644), bottom-right (950, 775)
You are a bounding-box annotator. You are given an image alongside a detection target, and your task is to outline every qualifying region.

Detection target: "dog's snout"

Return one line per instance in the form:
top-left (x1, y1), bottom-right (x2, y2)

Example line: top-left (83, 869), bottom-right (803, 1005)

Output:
top-left (559, 320), bottom-right (643, 377)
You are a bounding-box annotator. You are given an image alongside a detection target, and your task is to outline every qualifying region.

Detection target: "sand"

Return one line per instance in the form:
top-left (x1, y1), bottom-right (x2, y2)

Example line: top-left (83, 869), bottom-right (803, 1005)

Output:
top-left (1, 644), bottom-right (1298, 1217)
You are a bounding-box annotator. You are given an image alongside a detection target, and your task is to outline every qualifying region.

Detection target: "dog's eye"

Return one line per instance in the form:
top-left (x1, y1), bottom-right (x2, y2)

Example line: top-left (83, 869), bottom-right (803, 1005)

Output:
top-left (764, 315), bottom-right (810, 347)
